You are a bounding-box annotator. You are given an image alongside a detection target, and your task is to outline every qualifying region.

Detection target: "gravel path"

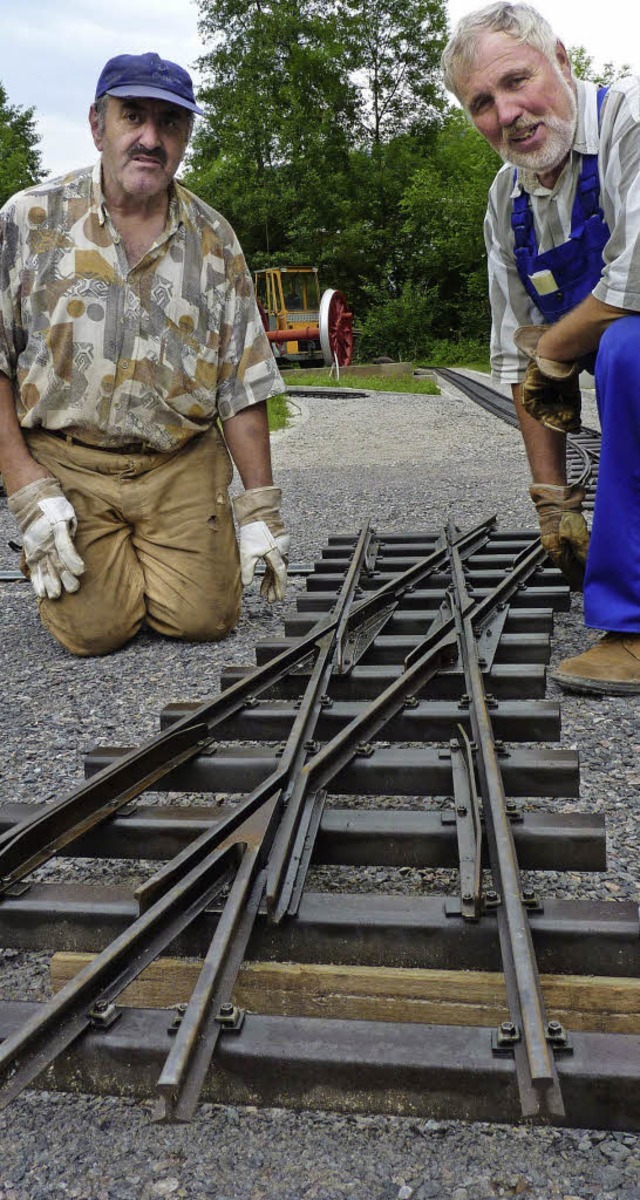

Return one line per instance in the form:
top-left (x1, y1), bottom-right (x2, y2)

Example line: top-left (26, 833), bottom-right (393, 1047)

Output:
top-left (1, 374), bottom-right (639, 1200)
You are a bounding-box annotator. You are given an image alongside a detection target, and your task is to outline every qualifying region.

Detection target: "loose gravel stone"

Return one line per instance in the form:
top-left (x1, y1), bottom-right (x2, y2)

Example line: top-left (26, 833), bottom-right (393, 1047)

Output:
top-left (1, 376), bottom-right (639, 1197)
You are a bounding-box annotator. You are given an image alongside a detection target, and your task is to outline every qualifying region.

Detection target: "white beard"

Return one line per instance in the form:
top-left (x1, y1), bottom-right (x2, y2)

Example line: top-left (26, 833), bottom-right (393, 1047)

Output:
top-left (498, 79), bottom-right (577, 175)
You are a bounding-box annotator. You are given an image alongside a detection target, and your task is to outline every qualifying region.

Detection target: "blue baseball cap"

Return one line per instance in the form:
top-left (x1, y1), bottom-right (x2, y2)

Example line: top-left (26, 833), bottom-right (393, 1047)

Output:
top-left (95, 52), bottom-right (203, 115)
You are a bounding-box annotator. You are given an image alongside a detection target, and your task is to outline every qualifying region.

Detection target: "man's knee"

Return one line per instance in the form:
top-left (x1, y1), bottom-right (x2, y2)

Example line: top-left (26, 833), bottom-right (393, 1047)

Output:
top-left (180, 606), bottom-right (241, 642)
top-left (598, 316), bottom-right (640, 373)
top-left (148, 586), bottom-right (242, 643)
top-left (38, 597), bottom-right (144, 657)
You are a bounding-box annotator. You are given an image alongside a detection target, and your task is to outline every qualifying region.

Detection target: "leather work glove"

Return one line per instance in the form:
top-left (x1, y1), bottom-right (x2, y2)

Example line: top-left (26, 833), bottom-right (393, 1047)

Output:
top-left (233, 485), bottom-right (289, 603)
top-left (529, 482), bottom-right (590, 591)
top-left (514, 325), bottom-right (582, 433)
top-left (8, 476), bottom-right (86, 600)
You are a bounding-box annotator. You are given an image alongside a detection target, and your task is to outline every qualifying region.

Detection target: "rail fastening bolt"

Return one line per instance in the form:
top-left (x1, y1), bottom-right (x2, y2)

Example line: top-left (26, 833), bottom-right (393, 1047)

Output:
top-left (500, 1021), bottom-right (516, 1037)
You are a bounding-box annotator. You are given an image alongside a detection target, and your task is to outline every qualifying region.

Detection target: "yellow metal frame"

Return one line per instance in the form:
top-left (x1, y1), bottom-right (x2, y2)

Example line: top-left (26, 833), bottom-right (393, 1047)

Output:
top-left (254, 267), bottom-right (322, 358)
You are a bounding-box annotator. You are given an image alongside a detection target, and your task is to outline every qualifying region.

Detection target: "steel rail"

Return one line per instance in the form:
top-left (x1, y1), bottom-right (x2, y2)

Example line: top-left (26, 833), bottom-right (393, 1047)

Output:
top-left (450, 726), bottom-right (483, 921)
top-left (0, 517), bottom-right (559, 1120)
top-left (0, 526), bottom-right (389, 1120)
top-left (297, 537), bottom-right (554, 798)
top-left (0, 528), bottom-right (384, 1114)
top-left (0, 835), bottom-right (247, 1108)
top-left (137, 513), bottom-right (482, 926)
top-left (445, 523), bottom-right (564, 1120)
top-left (131, 524), bottom-right (382, 1121)
top-left (0, 521), bottom-right (493, 894)
top-left (280, 532), bottom-right (554, 917)
top-left (135, 524), bottom-right (377, 913)
top-left (154, 855), bottom-right (270, 1125)
top-left (265, 523), bottom-right (381, 913)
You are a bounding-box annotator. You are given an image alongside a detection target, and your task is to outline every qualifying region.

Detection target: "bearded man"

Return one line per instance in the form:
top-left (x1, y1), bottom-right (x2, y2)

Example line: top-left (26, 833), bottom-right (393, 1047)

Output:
top-left (0, 53), bottom-right (288, 656)
top-left (442, 3), bottom-right (640, 694)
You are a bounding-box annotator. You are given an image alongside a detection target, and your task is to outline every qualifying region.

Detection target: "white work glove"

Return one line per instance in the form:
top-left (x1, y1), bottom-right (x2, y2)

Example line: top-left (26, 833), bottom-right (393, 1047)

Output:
top-left (233, 485), bottom-right (289, 603)
top-left (529, 482), bottom-right (590, 592)
top-left (513, 325), bottom-right (578, 381)
top-left (8, 476), bottom-right (85, 600)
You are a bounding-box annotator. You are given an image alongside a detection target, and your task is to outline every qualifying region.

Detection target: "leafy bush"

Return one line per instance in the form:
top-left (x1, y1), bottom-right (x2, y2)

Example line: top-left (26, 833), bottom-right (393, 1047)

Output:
top-left (356, 281), bottom-right (438, 362)
top-left (420, 337), bottom-right (490, 370)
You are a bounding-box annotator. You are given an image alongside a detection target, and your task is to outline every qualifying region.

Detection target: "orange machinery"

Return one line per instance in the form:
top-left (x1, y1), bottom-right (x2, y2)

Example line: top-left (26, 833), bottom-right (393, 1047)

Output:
top-left (254, 266), bottom-right (353, 367)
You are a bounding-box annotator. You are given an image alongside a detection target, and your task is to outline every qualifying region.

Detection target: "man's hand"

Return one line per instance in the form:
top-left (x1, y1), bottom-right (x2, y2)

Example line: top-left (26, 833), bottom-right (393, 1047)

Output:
top-left (529, 482), bottom-right (590, 591)
top-left (514, 325), bottom-right (582, 433)
top-left (8, 476), bottom-right (86, 600)
top-left (233, 485), bottom-right (289, 603)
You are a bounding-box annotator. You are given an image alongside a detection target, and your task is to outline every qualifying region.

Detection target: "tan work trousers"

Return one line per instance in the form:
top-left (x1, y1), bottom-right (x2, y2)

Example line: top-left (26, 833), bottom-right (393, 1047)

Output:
top-left (26, 425), bottom-right (242, 657)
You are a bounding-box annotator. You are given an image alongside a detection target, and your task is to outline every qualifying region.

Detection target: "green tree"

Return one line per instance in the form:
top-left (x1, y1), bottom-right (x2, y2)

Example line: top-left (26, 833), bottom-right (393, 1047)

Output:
top-left (187, 0), bottom-right (449, 306)
top-left (358, 109), bottom-right (499, 358)
top-left (569, 46), bottom-right (632, 86)
top-left (0, 82), bottom-right (43, 208)
top-left (187, 0), bottom-right (358, 261)
top-left (341, 0), bottom-right (448, 147)
top-left (333, 0), bottom-right (449, 313)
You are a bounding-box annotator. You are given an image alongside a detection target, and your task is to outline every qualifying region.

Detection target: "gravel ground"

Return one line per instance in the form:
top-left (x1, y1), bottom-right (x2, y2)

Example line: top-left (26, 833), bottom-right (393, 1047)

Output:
top-left (1, 373), bottom-right (640, 1200)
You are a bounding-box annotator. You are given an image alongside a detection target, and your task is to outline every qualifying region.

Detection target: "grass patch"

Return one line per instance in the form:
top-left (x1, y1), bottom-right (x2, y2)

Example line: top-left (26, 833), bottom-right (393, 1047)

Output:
top-left (418, 358), bottom-right (491, 374)
top-left (267, 392), bottom-right (290, 431)
top-left (420, 338), bottom-right (491, 374)
top-left (458, 360), bottom-right (491, 373)
top-left (283, 369), bottom-right (440, 394)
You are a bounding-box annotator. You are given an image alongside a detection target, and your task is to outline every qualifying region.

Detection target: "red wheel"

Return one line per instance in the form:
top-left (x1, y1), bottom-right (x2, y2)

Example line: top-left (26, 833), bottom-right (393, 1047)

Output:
top-left (319, 289), bottom-right (354, 367)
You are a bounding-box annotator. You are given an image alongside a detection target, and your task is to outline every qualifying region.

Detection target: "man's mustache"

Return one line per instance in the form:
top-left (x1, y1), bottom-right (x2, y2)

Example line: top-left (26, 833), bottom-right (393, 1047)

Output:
top-left (504, 116), bottom-right (538, 137)
top-left (127, 146), bottom-right (168, 165)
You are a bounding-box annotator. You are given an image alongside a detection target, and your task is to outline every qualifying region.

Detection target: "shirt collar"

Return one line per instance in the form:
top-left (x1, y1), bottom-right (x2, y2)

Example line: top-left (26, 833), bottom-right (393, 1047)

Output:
top-left (91, 160), bottom-right (108, 226)
top-left (510, 77), bottom-right (600, 198)
top-left (90, 158), bottom-right (184, 235)
top-left (574, 77), bottom-right (601, 155)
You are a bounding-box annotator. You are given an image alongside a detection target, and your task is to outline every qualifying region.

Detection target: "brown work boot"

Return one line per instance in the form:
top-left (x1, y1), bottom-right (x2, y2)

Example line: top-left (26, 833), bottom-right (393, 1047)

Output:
top-left (552, 633), bottom-right (640, 694)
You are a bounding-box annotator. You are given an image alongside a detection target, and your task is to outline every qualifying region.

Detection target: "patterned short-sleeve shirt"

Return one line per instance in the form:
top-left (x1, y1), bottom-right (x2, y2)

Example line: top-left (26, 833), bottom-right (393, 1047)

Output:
top-left (484, 76), bottom-right (640, 384)
top-left (0, 162), bottom-right (284, 450)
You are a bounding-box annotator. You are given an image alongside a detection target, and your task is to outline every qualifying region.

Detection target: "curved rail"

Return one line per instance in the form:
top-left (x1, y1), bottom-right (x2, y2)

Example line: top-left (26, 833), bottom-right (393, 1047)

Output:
top-left (435, 368), bottom-right (600, 510)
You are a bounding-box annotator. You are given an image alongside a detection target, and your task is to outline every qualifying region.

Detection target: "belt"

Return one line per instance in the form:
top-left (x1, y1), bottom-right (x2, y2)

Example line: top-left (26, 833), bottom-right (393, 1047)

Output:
top-left (43, 429), bottom-right (159, 455)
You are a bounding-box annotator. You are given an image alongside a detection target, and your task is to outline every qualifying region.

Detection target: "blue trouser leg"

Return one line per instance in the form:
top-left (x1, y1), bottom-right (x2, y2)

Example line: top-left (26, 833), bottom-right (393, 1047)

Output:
top-left (583, 315), bottom-right (640, 631)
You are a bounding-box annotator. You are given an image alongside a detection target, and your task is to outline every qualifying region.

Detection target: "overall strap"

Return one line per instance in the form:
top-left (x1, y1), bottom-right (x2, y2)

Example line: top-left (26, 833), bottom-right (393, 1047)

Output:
top-left (511, 170), bottom-right (533, 253)
top-left (576, 86), bottom-right (610, 221)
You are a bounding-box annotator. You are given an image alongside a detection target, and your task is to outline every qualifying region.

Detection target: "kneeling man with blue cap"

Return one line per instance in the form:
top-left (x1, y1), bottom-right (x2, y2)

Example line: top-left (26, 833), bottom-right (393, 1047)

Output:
top-left (0, 52), bottom-right (288, 656)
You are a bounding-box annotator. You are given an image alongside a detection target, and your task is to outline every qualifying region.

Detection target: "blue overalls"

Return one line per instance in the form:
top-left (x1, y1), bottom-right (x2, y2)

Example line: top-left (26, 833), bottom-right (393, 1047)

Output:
top-left (511, 87), bottom-right (640, 632)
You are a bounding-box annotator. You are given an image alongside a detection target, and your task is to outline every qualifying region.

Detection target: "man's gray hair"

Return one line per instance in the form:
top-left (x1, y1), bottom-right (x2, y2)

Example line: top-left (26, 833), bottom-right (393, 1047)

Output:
top-left (93, 95), bottom-right (109, 135)
top-left (441, 2), bottom-right (561, 101)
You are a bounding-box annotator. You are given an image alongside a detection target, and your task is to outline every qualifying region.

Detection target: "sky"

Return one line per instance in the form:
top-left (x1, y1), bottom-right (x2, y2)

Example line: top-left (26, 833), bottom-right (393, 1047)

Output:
top-left (2, 0), bottom-right (640, 179)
